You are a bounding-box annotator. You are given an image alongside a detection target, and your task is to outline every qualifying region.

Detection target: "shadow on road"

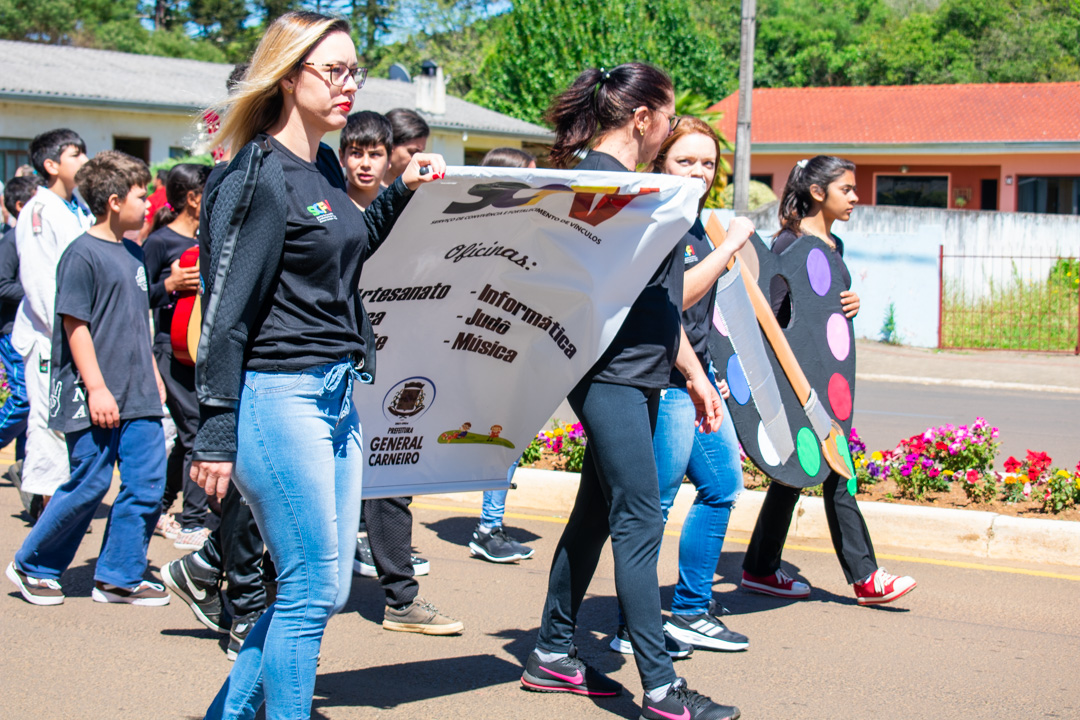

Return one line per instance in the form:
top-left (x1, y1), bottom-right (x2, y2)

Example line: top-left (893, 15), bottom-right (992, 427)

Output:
top-left (310, 654), bottom-right (523, 711)
top-left (421, 515), bottom-right (543, 546)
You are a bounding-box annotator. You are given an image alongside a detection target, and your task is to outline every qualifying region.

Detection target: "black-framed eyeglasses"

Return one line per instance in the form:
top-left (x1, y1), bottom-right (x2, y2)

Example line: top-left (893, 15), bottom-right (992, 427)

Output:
top-left (303, 62), bottom-right (368, 88)
top-left (637, 106), bottom-right (681, 134)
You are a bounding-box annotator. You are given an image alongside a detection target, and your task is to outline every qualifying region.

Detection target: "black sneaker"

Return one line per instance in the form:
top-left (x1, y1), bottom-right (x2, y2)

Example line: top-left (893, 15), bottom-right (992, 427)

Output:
top-left (228, 609), bottom-right (265, 660)
top-left (609, 625), bottom-right (693, 659)
top-left (469, 525), bottom-right (535, 563)
top-left (641, 677), bottom-right (740, 720)
top-left (161, 554), bottom-right (229, 633)
top-left (665, 611), bottom-right (749, 652)
top-left (521, 646), bottom-right (622, 696)
top-left (354, 535), bottom-right (430, 577)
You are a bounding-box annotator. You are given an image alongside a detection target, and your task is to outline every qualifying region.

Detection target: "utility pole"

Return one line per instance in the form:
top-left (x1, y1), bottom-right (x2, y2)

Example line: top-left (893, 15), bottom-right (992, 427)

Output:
top-left (733, 0), bottom-right (756, 213)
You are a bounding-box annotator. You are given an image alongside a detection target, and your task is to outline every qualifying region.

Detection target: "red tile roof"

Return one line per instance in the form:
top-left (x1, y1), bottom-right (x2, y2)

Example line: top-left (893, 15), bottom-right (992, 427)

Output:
top-left (709, 83), bottom-right (1080, 145)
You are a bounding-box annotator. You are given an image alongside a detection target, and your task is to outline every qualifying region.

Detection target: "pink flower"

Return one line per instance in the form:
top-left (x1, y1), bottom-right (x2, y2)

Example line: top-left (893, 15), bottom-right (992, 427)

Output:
top-left (949, 443), bottom-right (962, 455)
top-left (1023, 482), bottom-right (1031, 497)
top-left (966, 469), bottom-right (980, 483)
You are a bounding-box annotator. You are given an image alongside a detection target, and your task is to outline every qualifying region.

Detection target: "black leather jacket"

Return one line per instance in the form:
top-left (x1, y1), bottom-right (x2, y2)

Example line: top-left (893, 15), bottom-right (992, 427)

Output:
top-left (191, 137), bottom-right (413, 462)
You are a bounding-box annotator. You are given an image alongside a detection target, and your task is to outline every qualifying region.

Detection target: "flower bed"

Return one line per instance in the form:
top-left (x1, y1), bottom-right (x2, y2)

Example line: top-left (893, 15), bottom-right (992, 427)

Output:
top-left (521, 416), bottom-right (1080, 521)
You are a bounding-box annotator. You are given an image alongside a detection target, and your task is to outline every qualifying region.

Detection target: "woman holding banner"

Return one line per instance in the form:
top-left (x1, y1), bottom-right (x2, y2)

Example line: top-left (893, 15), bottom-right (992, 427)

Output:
top-left (520, 63), bottom-right (740, 720)
top-left (187, 11), bottom-right (445, 718)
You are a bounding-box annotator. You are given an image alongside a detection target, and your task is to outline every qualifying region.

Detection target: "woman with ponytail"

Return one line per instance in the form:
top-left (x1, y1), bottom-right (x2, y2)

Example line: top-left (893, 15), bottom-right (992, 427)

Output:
top-left (143, 162), bottom-right (212, 548)
top-left (188, 11), bottom-right (445, 718)
top-left (740, 155), bottom-right (917, 606)
top-left (521, 64), bottom-right (740, 720)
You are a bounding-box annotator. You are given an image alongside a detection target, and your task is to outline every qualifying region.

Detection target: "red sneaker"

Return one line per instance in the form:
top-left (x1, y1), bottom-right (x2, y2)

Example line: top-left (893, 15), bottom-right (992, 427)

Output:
top-left (853, 568), bottom-right (916, 606)
top-left (741, 569), bottom-right (811, 599)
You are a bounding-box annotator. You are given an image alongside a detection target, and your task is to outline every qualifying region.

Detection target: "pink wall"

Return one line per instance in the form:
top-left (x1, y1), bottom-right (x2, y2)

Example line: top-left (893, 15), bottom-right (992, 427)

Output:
top-left (722, 151), bottom-right (1080, 212)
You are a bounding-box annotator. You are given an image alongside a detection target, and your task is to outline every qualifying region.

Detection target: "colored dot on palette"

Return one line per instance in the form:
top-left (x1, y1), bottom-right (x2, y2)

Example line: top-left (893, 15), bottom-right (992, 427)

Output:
top-left (826, 313), bottom-right (850, 361)
top-left (827, 373), bottom-right (852, 421)
top-left (713, 306), bottom-right (729, 337)
top-left (726, 354), bottom-right (751, 406)
top-left (757, 421), bottom-right (780, 466)
top-left (795, 427), bottom-right (821, 476)
top-left (806, 248), bottom-right (831, 296)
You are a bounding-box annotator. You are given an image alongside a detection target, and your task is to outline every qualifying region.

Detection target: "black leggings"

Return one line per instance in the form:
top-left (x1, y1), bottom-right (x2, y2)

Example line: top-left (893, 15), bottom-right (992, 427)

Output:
top-left (536, 379), bottom-right (675, 692)
top-left (363, 496), bottom-right (417, 609)
top-left (743, 471), bottom-right (877, 584)
top-left (155, 346), bottom-right (210, 529)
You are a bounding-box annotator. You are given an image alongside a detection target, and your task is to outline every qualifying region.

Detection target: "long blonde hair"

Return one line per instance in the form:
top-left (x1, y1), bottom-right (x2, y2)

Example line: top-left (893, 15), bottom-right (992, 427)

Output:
top-left (209, 11), bottom-right (350, 153)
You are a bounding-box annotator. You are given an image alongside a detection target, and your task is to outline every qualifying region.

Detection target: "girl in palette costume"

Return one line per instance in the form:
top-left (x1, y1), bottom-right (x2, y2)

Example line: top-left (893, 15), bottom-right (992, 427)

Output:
top-left (520, 63), bottom-right (740, 720)
top-left (739, 155), bottom-right (917, 606)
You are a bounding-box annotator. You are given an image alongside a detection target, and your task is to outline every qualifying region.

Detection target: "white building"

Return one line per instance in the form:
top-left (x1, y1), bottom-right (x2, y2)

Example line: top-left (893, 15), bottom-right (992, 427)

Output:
top-left (0, 39), bottom-right (551, 177)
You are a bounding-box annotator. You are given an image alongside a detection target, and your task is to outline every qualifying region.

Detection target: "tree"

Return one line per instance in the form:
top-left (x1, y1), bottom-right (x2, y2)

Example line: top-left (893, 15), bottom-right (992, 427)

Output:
top-left (468, 0), bottom-right (733, 124)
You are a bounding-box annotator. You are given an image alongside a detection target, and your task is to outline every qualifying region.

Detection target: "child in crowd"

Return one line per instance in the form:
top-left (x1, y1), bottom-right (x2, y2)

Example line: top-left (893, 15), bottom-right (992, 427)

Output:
top-left (143, 163), bottom-right (213, 550)
top-left (0, 176), bottom-right (39, 472)
top-left (339, 111), bottom-right (393, 210)
top-left (342, 109), bottom-right (461, 635)
top-left (12, 129), bottom-right (92, 515)
top-left (6, 151), bottom-right (170, 607)
top-left (382, 108), bottom-right (430, 187)
top-left (469, 147), bottom-right (537, 564)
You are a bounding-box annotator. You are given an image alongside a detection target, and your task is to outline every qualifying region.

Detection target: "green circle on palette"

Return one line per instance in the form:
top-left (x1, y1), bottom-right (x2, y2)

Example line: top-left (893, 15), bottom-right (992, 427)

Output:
top-left (795, 427), bottom-right (821, 476)
top-left (835, 433), bottom-right (857, 495)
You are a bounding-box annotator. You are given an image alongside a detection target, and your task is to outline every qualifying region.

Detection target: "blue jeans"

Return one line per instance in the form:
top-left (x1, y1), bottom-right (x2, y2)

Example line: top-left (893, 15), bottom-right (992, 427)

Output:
top-left (654, 374), bottom-right (743, 615)
top-left (0, 333), bottom-right (29, 458)
top-left (480, 461), bottom-right (516, 527)
top-left (206, 361), bottom-right (364, 720)
top-left (15, 418), bottom-right (166, 587)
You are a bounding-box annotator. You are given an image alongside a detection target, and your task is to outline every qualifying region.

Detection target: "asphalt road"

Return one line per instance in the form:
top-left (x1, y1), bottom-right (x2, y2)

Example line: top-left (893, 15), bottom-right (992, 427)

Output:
top-left (852, 380), bottom-right (1078, 468)
top-left (2, 473), bottom-right (1078, 720)
top-left (550, 380), bottom-right (1078, 470)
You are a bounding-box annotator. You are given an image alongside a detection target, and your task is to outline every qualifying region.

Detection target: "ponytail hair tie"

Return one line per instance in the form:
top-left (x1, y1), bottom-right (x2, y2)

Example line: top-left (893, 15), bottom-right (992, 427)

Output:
top-left (165, 202), bottom-right (175, 212)
top-left (796, 158), bottom-right (809, 169)
top-left (599, 67), bottom-right (612, 83)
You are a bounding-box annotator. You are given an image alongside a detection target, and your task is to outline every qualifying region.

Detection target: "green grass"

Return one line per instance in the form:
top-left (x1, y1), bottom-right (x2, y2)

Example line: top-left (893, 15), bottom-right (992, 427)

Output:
top-left (941, 258), bottom-right (1079, 352)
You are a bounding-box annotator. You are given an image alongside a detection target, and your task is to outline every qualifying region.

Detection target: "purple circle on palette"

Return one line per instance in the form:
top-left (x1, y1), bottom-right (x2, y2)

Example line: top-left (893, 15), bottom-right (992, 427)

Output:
top-left (827, 313), bottom-right (850, 361)
top-left (806, 248), bottom-right (831, 296)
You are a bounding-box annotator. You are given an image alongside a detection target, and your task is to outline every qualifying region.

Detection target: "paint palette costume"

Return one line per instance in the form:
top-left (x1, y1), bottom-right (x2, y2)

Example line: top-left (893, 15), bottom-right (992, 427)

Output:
top-left (707, 230), bottom-right (856, 490)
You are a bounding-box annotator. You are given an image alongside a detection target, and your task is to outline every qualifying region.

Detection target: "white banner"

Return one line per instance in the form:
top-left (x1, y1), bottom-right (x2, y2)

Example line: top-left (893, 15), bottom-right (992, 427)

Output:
top-left (355, 166), bottom-right (700, 498)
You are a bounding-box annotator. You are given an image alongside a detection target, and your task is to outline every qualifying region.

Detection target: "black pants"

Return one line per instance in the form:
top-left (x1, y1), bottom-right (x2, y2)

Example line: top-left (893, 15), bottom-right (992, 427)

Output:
top-left (363, 496), bottom-right (417, 608)
top-left (536, 379), bottom-right (675, 692)
top-left (743, 471), bottom-right (878, 584)
top-left (154, 346), bottom-right (209, 529)
top-left (199, 483), bottom-right (271, 616)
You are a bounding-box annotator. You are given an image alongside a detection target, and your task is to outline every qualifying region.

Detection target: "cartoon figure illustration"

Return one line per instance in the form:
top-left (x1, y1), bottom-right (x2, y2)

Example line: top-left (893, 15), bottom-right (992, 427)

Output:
top-left (438, 421), bottom-right (514, 449)
top-left (487, 425), bottom-right (502, 440)
top-left (456, 422), bottom-right (472, 438)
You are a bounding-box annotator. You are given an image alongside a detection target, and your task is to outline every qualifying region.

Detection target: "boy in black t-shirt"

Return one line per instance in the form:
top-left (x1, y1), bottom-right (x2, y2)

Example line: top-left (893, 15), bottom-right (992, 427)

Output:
top-left (7, 151), bottom-right (171, 607)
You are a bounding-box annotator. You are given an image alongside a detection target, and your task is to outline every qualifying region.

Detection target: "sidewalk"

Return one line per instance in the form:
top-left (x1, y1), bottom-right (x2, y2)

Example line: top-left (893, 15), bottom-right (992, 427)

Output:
top-left (854, 339), bottom-right (1080, 393)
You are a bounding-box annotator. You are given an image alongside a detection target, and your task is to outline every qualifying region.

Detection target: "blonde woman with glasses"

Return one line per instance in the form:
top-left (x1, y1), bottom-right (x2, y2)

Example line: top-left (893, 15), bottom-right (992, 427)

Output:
top-left (188, 11), bottom-right (445, 718)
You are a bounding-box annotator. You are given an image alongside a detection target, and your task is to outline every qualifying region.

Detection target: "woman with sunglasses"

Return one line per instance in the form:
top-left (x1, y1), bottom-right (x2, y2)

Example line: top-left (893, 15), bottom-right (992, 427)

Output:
top-left (521, 63), bottom-right (740, 720)
top-left (189, 11), bottom-right (445, 718)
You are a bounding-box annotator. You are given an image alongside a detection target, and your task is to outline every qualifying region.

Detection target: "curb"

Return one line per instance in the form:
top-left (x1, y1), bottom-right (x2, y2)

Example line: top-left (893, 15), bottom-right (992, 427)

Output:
top-left (427, 468), bottom-right (1080, 568)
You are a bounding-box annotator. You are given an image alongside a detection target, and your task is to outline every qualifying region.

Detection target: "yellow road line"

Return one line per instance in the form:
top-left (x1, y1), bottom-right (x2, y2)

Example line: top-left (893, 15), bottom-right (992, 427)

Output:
top-left (413, 501), bottom-right (1080, 582)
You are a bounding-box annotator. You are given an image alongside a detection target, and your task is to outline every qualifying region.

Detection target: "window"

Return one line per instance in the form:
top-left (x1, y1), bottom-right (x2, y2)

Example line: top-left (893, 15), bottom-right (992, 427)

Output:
top-left (169, 146), bottom-right (189, 159)
top-left (1017, 176), bottom-right (1080, 215)
top-left (876, 175), bottom-right (948, 208)
top-left (750, 174), bottom-right (773, 188)
top-left (114, 137), bottom-right (150, 163)
top-left (0, 138), bottom-right (32, 180)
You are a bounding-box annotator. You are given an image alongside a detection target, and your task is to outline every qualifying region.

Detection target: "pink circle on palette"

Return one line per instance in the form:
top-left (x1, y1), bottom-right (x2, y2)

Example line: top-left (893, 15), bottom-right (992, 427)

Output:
top-left (827, 372), bottom-right (852, 421)
top-left (826, 313), bottom-right (850, 361)
top-left (712, 306), bottom-right (729, 336)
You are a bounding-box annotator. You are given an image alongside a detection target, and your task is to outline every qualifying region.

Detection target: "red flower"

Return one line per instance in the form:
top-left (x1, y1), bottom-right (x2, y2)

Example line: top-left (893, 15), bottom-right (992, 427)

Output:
top-left (966, 469), bottom-right (980, 483)
top-left (935, 441), bottom-right (949, 452)
top-left (1003, 456), bottom-right (1021, 472)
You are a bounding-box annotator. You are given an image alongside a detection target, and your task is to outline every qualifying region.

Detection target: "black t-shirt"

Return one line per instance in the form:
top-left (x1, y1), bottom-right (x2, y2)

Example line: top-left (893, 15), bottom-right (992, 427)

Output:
top-left (49, 233), bottom-right (162, 432)
top-left (246, 138), bottom-right (373, 371)
top-left (143, 225), bottom-right (198, 348)
top-left (0, 227), bottom-right (24, 335)
top-left (576, 151), bottom-right (684, 389)
top-left (769, 229), bottom-right (849, 326)
top-left (669, 218), bottom-right (713, 388)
